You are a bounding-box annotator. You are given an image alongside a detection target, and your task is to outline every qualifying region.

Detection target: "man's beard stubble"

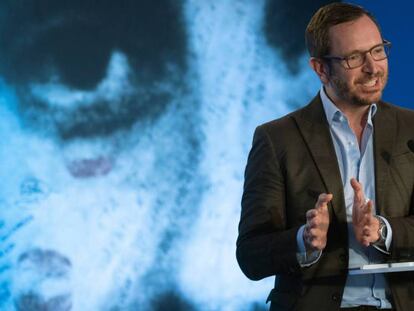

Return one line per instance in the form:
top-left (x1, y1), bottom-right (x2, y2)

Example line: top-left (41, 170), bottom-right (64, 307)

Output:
top-left (329, 69), bottom-right (388, 107)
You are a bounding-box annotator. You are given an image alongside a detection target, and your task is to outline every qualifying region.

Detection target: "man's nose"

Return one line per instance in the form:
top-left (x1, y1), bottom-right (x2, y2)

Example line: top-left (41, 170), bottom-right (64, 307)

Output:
top-left (362, 53), bottom-right (379, 74)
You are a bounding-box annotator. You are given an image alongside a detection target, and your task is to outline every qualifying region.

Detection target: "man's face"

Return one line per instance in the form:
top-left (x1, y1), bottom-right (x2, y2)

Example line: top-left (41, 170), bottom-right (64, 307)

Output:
top-left (325, 15), bottom-right (388, 107)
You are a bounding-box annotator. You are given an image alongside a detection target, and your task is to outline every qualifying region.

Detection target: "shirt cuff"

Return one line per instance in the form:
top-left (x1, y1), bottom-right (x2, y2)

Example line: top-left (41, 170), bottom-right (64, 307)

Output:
top-left (296, 225), bottom-right (322, 267)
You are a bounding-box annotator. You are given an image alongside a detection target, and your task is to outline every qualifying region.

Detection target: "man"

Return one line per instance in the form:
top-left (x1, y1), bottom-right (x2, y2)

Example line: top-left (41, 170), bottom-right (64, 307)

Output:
top-left (237, 3), bottom-right (414, 311)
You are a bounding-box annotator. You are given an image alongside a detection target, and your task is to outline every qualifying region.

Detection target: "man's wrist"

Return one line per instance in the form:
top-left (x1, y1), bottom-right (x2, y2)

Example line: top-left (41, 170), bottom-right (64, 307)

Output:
top-left (296, 225), bottom-right (322, 266)
top-left (371, 215), bottom-right (387, 246)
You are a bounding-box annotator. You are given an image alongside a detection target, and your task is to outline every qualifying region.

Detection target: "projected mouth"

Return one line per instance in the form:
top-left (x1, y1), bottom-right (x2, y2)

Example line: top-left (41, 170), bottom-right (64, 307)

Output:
top-left (41, 93), bottom-right (172, 139)
top-left (66, 156), bottom-right (113, 178)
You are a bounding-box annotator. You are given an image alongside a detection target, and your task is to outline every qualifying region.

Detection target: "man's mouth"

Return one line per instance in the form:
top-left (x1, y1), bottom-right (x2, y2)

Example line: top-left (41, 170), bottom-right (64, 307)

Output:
top-left (358, 75), bottom-right (383, 92)
top-left (362, 78), bottom-right (378, 88)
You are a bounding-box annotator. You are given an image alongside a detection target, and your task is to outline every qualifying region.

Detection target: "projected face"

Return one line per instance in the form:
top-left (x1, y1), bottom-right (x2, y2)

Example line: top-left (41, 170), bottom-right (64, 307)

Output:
top-left (1, 1), bottom-right (339, 310)
top-left (0, 1), bottom-right (193, 310)
top-left (0, 0), bottom-right (189, 182)
top-left (0, 0), bottom-right (187, 141)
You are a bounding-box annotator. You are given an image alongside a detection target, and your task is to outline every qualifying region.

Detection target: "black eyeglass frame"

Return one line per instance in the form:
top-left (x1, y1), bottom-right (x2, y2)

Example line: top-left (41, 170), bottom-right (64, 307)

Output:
top-left (321, 39), bottom-right (392, 69)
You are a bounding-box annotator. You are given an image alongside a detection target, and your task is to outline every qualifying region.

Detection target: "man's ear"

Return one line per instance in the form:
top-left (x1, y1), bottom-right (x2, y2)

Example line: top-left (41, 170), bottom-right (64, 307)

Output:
top-left (309, 57), bottom-right (330, 84)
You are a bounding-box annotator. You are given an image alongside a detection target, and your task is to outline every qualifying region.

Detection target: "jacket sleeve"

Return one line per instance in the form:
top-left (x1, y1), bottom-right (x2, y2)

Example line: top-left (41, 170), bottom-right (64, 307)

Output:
top-left (236, 125), bottom-right (301, 280)
top-left (387, 193), bottom-right (414, 261)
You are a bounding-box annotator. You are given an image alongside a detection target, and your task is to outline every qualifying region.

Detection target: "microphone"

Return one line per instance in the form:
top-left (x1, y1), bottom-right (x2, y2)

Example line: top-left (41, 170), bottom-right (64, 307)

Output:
top-left (407, 140), bottom-right (414, 153)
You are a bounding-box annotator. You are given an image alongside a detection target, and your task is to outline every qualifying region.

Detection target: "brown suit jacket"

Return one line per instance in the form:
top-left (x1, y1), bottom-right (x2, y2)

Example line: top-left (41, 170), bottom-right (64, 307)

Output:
top-left (237, 94), bottom-right (414, 310)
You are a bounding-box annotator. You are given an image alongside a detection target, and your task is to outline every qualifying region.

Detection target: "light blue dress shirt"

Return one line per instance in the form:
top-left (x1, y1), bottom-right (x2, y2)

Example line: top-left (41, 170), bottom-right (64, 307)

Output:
top-left (296, 87), bottom-right (393, 308)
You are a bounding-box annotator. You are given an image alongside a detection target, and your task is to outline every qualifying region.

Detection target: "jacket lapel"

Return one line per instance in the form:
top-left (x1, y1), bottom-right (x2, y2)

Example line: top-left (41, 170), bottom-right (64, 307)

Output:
top-left (293, 95), bottom-right (347, 224)
top-left (373, 102), bottom-right (396, 215)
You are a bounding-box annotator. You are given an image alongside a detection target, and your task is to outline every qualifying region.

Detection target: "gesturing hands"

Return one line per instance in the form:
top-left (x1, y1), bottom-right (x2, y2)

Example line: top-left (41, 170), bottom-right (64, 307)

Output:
top-left (303, 193), bottom-right (332, 251)
top-left (303, 179), bottom-right (382, 251)
top-left (350, 178), bottom-right (380, 247)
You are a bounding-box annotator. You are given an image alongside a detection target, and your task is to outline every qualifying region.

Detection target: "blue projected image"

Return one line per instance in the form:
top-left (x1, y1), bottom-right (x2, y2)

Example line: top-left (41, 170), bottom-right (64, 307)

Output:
top-left (0, 1), bottom-right (410, 310)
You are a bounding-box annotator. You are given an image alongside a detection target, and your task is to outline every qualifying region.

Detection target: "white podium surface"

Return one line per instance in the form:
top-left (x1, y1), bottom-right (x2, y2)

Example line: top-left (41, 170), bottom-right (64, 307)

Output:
top-left (349, 262), bottom-right (414, 275)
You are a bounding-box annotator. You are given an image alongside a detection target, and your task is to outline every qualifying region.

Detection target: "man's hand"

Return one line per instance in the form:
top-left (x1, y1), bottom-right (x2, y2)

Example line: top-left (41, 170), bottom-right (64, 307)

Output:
top-left (350, 178), bottom-right (380, 247)
top-left (303, 193), bottom-right (332, 251)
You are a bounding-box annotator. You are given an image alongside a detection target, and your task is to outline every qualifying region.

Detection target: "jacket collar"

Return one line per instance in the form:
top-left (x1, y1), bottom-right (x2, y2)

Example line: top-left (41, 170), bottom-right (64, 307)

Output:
top-left (372, 102), bottom-right (396, 215)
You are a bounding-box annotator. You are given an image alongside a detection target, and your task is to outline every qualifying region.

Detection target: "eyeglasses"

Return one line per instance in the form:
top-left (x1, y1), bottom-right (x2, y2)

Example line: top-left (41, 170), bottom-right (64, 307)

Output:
top-left (322, 40), bottom-right (392, 69)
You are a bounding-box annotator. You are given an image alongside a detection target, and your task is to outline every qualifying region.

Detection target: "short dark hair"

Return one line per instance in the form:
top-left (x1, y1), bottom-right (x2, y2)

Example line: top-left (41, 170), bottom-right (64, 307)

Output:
top-left (305, 3), bottom-right (381, 58)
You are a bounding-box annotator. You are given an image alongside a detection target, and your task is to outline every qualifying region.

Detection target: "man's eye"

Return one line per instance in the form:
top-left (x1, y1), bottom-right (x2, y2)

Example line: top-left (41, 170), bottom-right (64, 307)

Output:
top-left (372, 46), bottom-right (385, 55)
top-left (347, 53), bottom-right (362, 62)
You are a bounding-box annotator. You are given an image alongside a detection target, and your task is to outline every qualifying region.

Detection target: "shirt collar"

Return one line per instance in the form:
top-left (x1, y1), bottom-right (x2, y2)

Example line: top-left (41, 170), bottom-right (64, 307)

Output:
top-left (320, 86), bottom-right (377, 127)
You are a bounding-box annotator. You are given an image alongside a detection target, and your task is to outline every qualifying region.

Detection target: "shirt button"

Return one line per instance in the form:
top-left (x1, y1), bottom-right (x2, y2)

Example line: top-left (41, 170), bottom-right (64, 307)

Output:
top-left (332, 293), bottom-right (340, 301)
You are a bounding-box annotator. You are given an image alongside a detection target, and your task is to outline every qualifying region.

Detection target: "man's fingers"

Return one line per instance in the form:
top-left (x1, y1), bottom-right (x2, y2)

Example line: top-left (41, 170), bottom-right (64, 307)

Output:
top-left (308, 217), bottom-right (324, 229)
top-left (350, 178), bottom-right (365, 203)
top-left (315, 193), bottom-right (333, 209)
top-left (317, 193), bottom-right (333, 204)
top-left (304, 228), bottom-right (326, 250)
top-left (350, 178), bottom-right (361, 191)
top-left (363, 200), bottom-right (373, 214)
top-left (306, 209), bottom-right (317, 220)
top-left (362, 226), bottom-right (371, 236)
top-left (354, 200), bottom-right (372, 222)
top-left (350, 183), bottom-right (378, 247)
top-left (304, 193), bottom-right (332, 251)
